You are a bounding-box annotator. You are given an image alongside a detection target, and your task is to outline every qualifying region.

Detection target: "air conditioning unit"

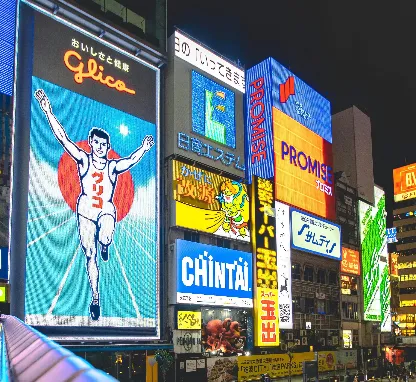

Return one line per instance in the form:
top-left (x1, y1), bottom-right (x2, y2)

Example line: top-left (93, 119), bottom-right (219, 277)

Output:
top-left (301, 337), bottom-right (308, 345)
top-left (286, 333), bottom-right (293, 340)
top-left (295, 339), bottom-right (301, 346)
top-left (281, 344), bottom-right (288, 351)
top-left (300, 330), bottom-right (307, 336)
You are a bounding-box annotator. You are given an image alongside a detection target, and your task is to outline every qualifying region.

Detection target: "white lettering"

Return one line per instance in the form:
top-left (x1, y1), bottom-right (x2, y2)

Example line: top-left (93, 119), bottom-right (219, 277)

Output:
top-left (182, 257), bottom-right (194, 287)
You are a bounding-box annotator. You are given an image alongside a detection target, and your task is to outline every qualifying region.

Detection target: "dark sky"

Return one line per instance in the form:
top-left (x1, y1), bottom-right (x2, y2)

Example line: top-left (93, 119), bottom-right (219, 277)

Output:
top-left (169, 0), bottom-right (416, 221)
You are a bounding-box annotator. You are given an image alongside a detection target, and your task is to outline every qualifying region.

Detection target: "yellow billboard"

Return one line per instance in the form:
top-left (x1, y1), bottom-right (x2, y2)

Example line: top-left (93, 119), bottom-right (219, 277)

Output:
top-left (177, 311), bottom-right (202, 330)
top-left (173, 160), bottom-right (249, 241)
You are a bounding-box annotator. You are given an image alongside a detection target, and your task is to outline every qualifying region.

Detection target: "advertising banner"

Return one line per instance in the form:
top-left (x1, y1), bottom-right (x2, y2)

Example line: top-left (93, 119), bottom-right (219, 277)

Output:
top-left (317, 351), bottom-right (337, 372)
top-left (390, 253), bottom-right (399, 278)
top-left (380, 256), bottom-right (392, 332)
top-left (274, 108), bottom-right (335, 220)
top-left (175, 239), bottom-right (253, 307)
top-left (177, 311), bottom-right (201, 330)
top-left (202, 308), bottom-right (247, 355)
top-left (291, 209), bottom-right (341, 260)
top-left (359, 186), bottom-right (387, 321)
top-left (341, 247), bottom-right (361, 275)
top-left (386, 228), bottom-right (398, 244)
top-left (251, 176), bottom-right (279, 346)
top-left (207, 357), bottom-right (238, 382)
top-left (0, 285), bottom-right (6, 303)
top-left (337, 350), bottom-right (357, 370)
top-left (0, 0), bottom-right (16, 96)
top-left (173, 330), bottom-right (202, 354)
top-left (275, 202), bottom-right (292, 329)
top-left (16, 8), bottom-right (159, 333)
top-left (393, 163), bottom-right (416, 202)
top-left (0, 247), bottom-right (8, 280)
top-left (172, 160), bottom-right (249, 241)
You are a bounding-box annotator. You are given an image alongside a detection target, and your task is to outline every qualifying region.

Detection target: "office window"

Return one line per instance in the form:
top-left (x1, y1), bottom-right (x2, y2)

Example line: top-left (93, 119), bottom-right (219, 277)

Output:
top-left (305, 298), bottom-right (314, 313)
top-left (292, 263), bottom-right (301, 280)
top-left (328, 271), bottom-right (338, 285)
top-left (342, 302), bottom-right (358, 320)
top-left (317, 269), bottom-right (326, 284)
top-left (304, 266), bottom-right (314, 282)
top-left (217, 238), bottom-right (231, 248)
top-left (184, 231), bottom-right (199, 243)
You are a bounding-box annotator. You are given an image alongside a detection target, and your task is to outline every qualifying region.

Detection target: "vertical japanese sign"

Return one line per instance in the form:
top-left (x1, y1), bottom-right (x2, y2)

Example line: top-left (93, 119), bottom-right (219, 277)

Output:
top-left (275, 202), bottom-right (292, 329)
top-left (251, 176), bottom-right (279, 346)
top-left (341, 248), bottom-right (361, 275)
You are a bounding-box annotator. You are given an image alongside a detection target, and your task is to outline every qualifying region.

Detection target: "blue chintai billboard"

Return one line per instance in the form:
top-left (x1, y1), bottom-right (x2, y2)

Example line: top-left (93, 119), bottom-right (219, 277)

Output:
top-left (175, 239), bottom-right (253, 308)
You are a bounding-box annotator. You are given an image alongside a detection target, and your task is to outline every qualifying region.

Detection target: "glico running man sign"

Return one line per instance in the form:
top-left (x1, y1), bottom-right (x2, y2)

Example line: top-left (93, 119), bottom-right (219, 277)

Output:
top-left (11, 5), bottom-right (160, 338)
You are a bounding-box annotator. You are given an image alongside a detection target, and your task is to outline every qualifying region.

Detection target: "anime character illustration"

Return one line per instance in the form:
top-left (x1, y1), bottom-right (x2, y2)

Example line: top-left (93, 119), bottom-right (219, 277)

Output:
top-left (215, 180), bottom-right (249, 238)
top-left (34, 89), bottom-right (154, 321)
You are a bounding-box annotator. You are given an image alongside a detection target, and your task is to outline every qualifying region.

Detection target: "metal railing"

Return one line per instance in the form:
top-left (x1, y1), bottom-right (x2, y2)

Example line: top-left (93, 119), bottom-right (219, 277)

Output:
top-left (0, 315), bottom-right (117, 381)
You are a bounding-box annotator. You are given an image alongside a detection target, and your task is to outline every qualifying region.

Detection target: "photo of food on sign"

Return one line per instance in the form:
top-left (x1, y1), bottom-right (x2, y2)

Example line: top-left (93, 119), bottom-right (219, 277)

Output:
top-left (202, 308), bottom-right (247, 356)
top-left (173, 160), bottom-right (249, 241)
top-left (206, 357), bottom-right (238, 382)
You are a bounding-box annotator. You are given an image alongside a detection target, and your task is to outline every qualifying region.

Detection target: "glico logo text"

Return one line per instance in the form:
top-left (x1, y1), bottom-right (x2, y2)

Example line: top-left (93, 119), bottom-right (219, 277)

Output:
top-left (63, 50), bottom-right (136, 95)
top-left (281, 141), bottom-right (333, 185)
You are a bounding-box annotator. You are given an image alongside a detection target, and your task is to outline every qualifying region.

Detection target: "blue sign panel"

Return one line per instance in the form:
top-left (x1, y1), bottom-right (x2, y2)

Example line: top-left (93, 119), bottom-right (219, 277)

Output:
top-left (270, 58), bottom-right (332, 143)
top-left (245, 59), bottom-right (275, 182)
top-left (176, 239), bottom-right (253, 307)
top-left (0, 247), bottom-right (8, 280)
top-left (0, 0), bottom-right (17, 96)
top-left (386, 228), bottom-right (398, 244)
top-left (192, 71), bottom-right (236, 148)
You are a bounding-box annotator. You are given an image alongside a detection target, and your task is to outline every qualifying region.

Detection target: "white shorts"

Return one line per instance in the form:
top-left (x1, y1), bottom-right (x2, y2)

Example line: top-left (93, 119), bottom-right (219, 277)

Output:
top-left (76, 194), bottom-right (116, 223)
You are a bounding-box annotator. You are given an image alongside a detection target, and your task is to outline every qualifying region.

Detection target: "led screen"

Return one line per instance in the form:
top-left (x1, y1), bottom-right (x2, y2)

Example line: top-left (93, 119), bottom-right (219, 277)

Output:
top-left (0, 0), bottom-right (16, 96)
top-left (173, 160), bottom-right (250, 242)
top-left (359, 187), bottom-right (387, 322)
top-left (192, 71), bottom-right (235, 148)
top-left (393, 163), bottom-right (416, 202)
top-left (14, 8), bottom-right (159, 334)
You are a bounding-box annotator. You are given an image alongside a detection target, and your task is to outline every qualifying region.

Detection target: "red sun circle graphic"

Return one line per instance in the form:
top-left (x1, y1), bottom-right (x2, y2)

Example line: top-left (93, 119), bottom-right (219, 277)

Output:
top-left (57, 140), bottom-right (134, 222)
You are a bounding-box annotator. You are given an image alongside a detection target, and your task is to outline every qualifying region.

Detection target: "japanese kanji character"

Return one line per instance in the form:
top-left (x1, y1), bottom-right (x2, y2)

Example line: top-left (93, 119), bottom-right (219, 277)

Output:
top-left (98, 52), bottom-right (105, 61)
top-left (71, 39), bottom-right (79, 49)
top-left (262, 322), bottom-right (277, 342)
top-left (177, 178), bottom-right (197, 199)
top-left (122, 63), bottom-right (129, 72)
top-left (191, 137), bottom-right (203, 155)
top-left (178, 132), bottom-right (190, 150)
top-left (198, 184), bottom-right (215, 204)
top-left (261, 299), bottom-right (277, 320)
top-left (257, 247), bottom-right (277, 270)
top-left (106, 56), bottom-right (113, 65)
top-left (114, 59), bottom-right (122, 69)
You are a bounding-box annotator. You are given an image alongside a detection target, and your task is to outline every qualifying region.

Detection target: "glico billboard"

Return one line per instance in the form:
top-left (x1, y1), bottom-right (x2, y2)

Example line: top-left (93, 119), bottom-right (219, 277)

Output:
top-left (11, 5), bottom-right (160, 338)
top-left (359, 186), bottom-right (390, 330)
top-left (172, 160), bottom-right (250, 241)
top-left (393, 163), bottom-right (416, 202)
top-left (245, 58), bottom-right (335, 220)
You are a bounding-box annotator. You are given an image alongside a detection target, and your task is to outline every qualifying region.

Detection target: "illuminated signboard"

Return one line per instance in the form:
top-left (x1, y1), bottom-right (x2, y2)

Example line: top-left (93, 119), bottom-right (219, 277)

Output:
top-left (342, 330), bottom-right (352, 349)
top-left (380, 254), bottom-right (392, 332)
top-left (341, 248), bottom-right (361, 275)
top-left (390, 253), bottom-right (398, 278)
top-left (245, 58), bottom-right (332, 183)
top-left (274, 108), bottom-right (335, 220)
top-left (393, 163), bottom-right (416, 202)
top-left (386, 228), bottom-right (398, 244)
top-left (174, 31), bottom-right (245, 93)
top-left (291, 209), bottom-right (341, 260)
top-left (251, 176), bottom-right (279, 346)
top-left (276, 202), bottom-right (293, 329)
top-left (177, 311), bottom-right (202, 330)
top-left (359, 186), bottom-right (387, 322)
top-left (0, 285), bottom-right (6, 303)
top-left (172, 160), bottom-right (249, 241)
top-left (167, 32), bottom-right (245, 177)
top-left (0, 0), bottom-right (16, 96)
top-left (192, 71), bottom-right (236, 148)
top-left (12, 7), bottom-right (159, 337)
top-left (0, 247), bottom-right (8, 280)
top-left (175, 239), bottom-right (253, 307)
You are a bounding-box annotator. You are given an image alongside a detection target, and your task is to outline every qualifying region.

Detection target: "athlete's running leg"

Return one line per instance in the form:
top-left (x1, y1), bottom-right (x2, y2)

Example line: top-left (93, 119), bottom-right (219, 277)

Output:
top-left (78, 215), bottom-right (100, 320)
top-left (97, 214), bottom-right (115, 262)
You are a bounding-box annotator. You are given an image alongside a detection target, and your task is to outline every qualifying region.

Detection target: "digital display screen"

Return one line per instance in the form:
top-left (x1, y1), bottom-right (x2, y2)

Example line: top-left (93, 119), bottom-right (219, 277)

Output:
top-left (0, 0), bottom-right (16, 96)
top-left (16, 9), bottom-right (159, 333)
top-left (359, 187), bottom-right (387, 322)
top-left (173, 160), bottom-right (250, 242)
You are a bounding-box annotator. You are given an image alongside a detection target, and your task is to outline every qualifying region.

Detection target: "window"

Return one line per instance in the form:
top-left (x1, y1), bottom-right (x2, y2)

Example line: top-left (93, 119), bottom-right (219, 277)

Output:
top-left (317, 300), bottom-right (325, 314)
top-left (328, 271), bottom-right (338, 285)
top-left (217, 238), bottom-right (231, 248)
top-left (304, 266), bottom-right (314, 282)
top-left (293, 297), bottom-right (301, 313)
top-left (292, 263), bottom-right (301, 280)
top-left (342, 302), bottom-right (358, 320)
top-left (184, 231), bottom-right (199, 243)
top-left (305, 298), bottom-right (314, 313)
top-left (317, 269), bottom-right (326, 284)
top-left (329, 300), bottom-right (339, 315)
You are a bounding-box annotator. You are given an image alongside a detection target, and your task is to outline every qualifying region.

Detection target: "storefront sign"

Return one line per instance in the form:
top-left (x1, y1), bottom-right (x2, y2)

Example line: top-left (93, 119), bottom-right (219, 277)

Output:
top-left (251, 177), bottom-right (279, 346)
top-left (342, 330), bottom-right (352, 349)
top-left (341, 248), bottom-right (361, 275)
top-left (178, 311), bottom-right (201, 330)
top-left (291, 209), bottom-right (341, 260)
top-left (173, 330), bottom-right (202, 354)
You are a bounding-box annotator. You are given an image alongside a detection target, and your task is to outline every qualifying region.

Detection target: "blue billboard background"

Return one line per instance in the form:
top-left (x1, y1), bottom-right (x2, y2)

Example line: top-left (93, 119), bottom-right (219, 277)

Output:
top-left (176, 239), bottom-right (253, 306)
top-left (0, 0), bottom-right (16, 96)
top-left (25, 76), bottom-right (158, 328)
top-left (0, 247), bottom-right (8, 280)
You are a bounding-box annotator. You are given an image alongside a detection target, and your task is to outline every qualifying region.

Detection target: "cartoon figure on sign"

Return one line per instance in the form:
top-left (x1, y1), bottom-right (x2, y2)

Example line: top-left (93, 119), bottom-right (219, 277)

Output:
top-left (34, 89), bottom-right (154, 321)
top-left (216, 180), bottom-right (249, 238)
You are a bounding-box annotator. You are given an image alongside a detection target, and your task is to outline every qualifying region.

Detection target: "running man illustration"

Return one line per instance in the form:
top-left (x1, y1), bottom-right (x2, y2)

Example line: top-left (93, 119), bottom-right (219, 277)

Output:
top-left (34, 89), bottom-right (154, 321)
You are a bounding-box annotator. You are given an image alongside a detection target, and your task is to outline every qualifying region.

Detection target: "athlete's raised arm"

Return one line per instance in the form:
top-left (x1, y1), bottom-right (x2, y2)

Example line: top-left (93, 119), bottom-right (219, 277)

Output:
top-left (113, 135), bottom-right (154, 174)
top-left (34, 89), bottom-right (86, 163)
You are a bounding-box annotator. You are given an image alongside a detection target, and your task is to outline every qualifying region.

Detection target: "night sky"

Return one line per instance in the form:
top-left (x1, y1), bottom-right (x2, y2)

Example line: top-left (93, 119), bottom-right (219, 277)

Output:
top-left (169, 0), bottom-right (416, 223)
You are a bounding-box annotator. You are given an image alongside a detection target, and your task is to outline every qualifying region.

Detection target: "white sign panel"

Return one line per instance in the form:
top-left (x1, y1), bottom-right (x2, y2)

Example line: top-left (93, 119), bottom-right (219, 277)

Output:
top-left (174, 31), bottom-right (245, 93)
top-left (276, 202), bottom-right (293, 329)
top-left (291, 209), bottom-right (341, 260)
top-left (173, 330), bottom-right (202, 354)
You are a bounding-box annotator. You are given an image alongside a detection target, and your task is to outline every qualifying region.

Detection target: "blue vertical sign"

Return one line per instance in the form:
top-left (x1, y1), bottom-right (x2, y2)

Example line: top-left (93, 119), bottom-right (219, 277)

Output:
top-left (0, 247), bottom-right (8, 280)
top-left (0, 0), bottom-right (17, 96)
